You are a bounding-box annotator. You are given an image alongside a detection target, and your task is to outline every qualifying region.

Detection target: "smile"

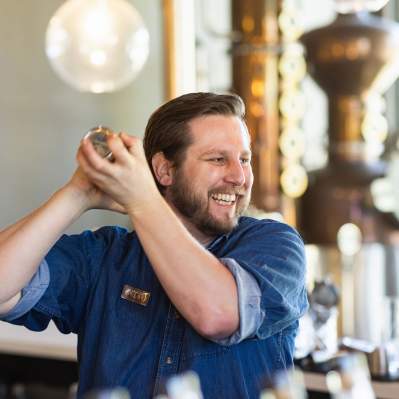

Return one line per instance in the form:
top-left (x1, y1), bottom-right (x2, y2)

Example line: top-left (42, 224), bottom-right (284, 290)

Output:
top-left (211, 193), bottom-right (237, 206)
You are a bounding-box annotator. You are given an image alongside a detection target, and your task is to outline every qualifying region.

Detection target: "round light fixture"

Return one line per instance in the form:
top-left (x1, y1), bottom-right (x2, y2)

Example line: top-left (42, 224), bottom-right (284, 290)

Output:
top-left (45, 0), bottom-right (150, 93)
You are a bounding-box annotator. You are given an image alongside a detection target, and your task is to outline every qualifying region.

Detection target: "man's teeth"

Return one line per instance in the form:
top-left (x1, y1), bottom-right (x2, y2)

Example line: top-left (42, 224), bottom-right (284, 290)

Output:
top-left (211, 193), bottom-right (236, 204)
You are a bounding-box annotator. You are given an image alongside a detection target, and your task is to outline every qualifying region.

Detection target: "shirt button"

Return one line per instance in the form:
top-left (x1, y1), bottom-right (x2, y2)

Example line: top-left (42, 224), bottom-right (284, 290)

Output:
top-left (166, 357), bottom-right (173, 364)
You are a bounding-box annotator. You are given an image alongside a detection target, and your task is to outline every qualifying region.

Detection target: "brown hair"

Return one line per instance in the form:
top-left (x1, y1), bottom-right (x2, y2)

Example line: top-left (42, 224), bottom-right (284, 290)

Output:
top-left (143, 92), bottom-right (246, 191)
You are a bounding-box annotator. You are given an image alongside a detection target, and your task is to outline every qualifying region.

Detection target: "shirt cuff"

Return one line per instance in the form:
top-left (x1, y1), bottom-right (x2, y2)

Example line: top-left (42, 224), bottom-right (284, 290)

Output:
top-left (0, 260), bottom-right (50, 321)
top-left (212, 257), bottom-right (264, 346)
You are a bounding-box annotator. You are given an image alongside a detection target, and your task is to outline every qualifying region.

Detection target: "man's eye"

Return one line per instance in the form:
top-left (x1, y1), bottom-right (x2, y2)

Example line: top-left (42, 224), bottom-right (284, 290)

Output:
top-left (240, 158), bottom-right (251, 165)
top-left (210, 157), bottom-right (225, 163)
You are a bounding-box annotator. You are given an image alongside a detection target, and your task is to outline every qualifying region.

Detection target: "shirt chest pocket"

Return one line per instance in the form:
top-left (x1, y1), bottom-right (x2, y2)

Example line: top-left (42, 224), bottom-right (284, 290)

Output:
top-left (115, 289), bottom-right (169, 331)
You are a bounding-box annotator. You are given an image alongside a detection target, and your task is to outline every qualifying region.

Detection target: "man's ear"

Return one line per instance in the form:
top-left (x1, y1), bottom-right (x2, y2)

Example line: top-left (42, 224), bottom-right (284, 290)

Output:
top-left (151, 152), bottom-right (174, 187)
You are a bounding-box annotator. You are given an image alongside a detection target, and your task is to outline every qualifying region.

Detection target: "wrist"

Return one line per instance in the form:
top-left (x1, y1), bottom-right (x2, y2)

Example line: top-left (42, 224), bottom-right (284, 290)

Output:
top-left (56, 184), bottom-right (92, 215)
top-left (125, 191), bottom-right (166, 221)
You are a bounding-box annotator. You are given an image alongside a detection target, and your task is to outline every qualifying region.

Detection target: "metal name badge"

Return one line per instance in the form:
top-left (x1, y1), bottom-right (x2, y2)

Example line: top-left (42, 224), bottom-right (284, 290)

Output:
top-left (121, 284), bottom-right (151, 306)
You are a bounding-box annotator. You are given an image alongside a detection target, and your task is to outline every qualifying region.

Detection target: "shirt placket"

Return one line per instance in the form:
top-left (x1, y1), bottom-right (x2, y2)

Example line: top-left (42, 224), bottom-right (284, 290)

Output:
top-left (152, 303), bottom-right (185, 396)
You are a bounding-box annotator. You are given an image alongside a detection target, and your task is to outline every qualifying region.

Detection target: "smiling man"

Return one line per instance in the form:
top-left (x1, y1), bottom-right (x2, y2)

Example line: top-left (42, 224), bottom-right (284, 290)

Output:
top-left (0, 92), bottom-right (308, 398)
top-left (158, 112), bottom-right (252, 241)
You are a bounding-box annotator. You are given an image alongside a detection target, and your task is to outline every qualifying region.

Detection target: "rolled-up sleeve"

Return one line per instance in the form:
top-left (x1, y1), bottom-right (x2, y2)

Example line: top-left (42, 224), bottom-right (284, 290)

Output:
top-left (209, 219), bottom-right (309, 345)
top-left (0, 260), bottom-right (50, 321)
top-left (213, 257), bottom-right (264, 345)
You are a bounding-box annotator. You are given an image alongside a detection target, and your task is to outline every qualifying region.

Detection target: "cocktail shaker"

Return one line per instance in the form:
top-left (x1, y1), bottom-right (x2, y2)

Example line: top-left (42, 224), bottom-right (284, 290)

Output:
top-left (84, 126), bottom-right (114, 159)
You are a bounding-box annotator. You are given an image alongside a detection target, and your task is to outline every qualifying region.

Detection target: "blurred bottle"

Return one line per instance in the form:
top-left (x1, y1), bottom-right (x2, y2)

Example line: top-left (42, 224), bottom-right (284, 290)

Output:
top-left (326, 353), bottom-right (375, 399)
top-left (295, 278), bottom-right (339, 362)
top-left (0, 380), bottom-right (7, 399)
top-left (259, 369), bottom-right (308, 399)
top-left (165, 371), bottom-right (203, 399)
top-left (68, 382), bottom-right (78, 399)
top-left (366, 296), bottom-right (399, 380)
top-left (10, 384), bottom-right (27, 399)
top-left (83, 387), bottom-right (130, 399)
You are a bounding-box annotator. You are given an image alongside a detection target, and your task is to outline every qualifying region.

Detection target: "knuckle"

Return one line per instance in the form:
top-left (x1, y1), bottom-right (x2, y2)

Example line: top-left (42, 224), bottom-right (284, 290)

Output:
top-left (92, 158), bottom-right (106, 172)
top-left (113, 166), bottom-right (123, 180)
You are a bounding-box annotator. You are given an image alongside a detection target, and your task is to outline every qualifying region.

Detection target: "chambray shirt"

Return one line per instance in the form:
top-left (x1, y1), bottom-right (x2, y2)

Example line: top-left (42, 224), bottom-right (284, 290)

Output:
top-left (1, 217), bottom-right (308, 399)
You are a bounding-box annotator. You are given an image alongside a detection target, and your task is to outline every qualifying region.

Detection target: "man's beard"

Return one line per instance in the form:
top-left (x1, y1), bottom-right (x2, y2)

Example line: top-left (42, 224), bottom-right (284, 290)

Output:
top-left (168, 168), bottom-right (250, 237)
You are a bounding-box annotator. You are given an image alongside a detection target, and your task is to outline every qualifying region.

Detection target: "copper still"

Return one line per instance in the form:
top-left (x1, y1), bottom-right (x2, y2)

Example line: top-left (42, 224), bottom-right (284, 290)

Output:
top-left (300, 10), bottom-right (399, 245)
top-left (231, 0), bottom-right (282, 213)
top-left (300, 8), bottom-right (399, 342)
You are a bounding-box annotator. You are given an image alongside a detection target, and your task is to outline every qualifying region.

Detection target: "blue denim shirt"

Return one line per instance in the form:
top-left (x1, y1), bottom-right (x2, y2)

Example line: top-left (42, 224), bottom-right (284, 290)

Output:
top-left (1, 217), bottom-right (308, 398)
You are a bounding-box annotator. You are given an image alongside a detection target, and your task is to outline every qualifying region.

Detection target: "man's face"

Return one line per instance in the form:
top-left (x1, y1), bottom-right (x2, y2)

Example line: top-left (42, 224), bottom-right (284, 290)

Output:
top-left (165, 114), bottom-right (253, 240)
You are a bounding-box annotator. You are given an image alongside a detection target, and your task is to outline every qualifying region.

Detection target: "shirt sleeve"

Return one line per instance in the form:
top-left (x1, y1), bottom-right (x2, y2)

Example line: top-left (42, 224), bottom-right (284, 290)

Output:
top-left (0, 260), bottom-right (50, 321)
top-left (212, 257), bottom-right (263, 345)
top-left (212, 219), bottom-right (309, 344)
top-left (4, 227), bottom-right (115, 334)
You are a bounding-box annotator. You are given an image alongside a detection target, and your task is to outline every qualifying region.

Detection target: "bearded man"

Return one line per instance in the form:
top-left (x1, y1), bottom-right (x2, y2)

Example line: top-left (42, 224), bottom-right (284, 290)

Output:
top-left (0, 92), bottom-right (308, 398)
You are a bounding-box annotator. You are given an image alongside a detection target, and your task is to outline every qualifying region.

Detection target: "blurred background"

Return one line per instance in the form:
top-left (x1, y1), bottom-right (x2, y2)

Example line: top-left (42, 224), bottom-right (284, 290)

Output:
top-left (3, 0), bottom-right (399, 397)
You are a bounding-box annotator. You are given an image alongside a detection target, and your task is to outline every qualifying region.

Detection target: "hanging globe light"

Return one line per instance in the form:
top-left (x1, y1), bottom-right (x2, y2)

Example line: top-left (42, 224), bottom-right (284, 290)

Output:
top-left (45, 0), bottom-right (150, 93)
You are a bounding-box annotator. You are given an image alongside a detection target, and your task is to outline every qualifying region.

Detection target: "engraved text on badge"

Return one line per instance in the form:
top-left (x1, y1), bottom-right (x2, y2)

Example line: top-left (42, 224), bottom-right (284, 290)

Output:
top-left (121, 285), bottom-right (151, 306)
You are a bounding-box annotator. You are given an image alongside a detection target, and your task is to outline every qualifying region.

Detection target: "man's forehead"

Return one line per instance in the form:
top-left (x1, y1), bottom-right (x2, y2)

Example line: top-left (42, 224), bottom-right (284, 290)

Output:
top-left (187, 115), bottom-right (251, 147)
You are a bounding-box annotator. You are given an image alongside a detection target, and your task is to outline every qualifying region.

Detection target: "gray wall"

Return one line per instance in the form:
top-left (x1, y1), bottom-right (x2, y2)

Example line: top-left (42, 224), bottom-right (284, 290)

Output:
top-left (0, 1), bottom-right (164, 234)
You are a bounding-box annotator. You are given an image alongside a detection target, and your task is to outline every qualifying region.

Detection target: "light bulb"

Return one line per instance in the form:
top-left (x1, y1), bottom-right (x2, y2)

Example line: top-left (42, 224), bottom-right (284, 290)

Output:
top-left (334, 0), bottom-right (390, 14)
top-left (45, 0), bottom-right (150, 93)
top-left (337, 223), bottom-right (362, 256)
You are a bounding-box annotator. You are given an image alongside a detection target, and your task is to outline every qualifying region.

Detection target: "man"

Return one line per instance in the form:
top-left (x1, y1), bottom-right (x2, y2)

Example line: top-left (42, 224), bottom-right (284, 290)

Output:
top-left (0, 92), bottom-right (308, 398)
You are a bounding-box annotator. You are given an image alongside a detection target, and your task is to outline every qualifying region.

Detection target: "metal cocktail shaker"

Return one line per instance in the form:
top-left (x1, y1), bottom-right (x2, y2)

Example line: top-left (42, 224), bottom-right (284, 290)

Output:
top-left (84, 126), bottom-right (114, 159)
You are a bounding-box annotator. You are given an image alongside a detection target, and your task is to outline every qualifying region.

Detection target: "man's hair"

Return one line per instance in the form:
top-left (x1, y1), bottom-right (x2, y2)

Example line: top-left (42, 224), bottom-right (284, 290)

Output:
top-left (143, 92), bottom-right (246, 191)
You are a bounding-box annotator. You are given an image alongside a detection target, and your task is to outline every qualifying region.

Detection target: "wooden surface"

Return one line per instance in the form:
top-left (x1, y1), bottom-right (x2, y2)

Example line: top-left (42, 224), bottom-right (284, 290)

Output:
top-left (0, 321), bottom-right (76, 361)
top-left (304, 371), bottom-right (399, 399)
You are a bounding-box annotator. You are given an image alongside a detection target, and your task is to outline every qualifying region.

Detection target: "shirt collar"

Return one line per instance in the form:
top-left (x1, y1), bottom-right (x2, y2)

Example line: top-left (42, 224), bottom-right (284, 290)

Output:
top-left (205, 217), bottom-right (245, 250)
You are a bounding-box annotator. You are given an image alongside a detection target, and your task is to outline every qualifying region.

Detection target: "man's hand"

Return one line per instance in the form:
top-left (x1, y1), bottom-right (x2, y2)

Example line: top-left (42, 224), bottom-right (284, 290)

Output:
top-left (76, 132), bottom-right (239, 340)
top-left (67, 167), bottom-right (126, 214)
top-left (76, 133), bottom-right (160, 215)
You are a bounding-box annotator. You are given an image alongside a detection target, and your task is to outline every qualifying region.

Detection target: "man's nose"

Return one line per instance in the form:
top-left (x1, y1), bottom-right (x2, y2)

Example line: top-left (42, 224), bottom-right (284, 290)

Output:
top-left (225, 160), bottom-right (246, 186)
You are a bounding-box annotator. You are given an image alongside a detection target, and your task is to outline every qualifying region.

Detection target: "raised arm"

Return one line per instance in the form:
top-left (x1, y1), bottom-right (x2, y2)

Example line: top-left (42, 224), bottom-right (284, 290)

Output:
top-left (77, 133), bottom-right (240, 340)
top-left (0, 167), bottom-right (124, 315)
